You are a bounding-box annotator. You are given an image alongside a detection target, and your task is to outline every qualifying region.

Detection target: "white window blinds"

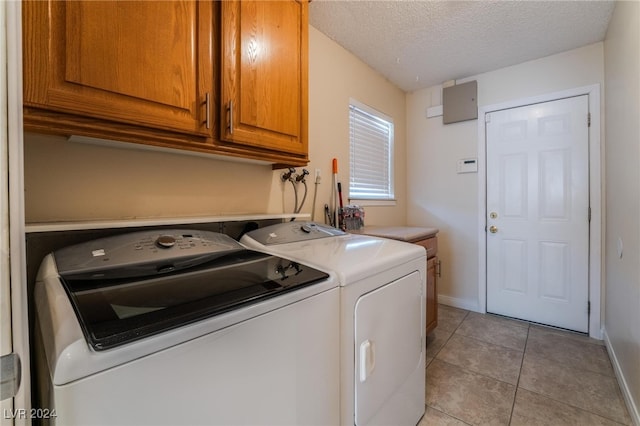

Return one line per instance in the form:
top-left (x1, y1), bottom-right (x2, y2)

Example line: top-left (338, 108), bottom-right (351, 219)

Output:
top-left (349, 102), bottom-right (395, 200)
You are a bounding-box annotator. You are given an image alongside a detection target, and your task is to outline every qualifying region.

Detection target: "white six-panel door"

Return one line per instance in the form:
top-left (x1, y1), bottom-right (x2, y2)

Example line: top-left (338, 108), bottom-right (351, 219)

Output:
top-left (486, 95), bottom-right (590, 333)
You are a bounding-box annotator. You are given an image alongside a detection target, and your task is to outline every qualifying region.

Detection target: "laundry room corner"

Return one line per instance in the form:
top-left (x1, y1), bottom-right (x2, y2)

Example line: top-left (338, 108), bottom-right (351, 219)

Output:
top-left (407, 43), bottom-right (605, 313)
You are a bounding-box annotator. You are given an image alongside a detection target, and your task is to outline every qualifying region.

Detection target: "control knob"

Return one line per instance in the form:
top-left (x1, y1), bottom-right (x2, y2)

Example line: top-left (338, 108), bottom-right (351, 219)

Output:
top-left (156, 235), bottom-right (176, 248)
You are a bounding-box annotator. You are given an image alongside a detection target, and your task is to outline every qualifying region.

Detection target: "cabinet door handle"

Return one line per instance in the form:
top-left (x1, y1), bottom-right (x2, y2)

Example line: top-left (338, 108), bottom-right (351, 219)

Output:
top-left (436, 260), bottom-right (442, 278)
top-left (228, 100), bottom-right (234, 134)
top-left (204, 93), bottom-right (211, 129)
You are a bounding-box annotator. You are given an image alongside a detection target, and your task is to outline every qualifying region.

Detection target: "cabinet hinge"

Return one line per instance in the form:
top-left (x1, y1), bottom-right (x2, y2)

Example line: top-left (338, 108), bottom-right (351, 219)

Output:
top-left (588, 113), bottom-right (591, 127)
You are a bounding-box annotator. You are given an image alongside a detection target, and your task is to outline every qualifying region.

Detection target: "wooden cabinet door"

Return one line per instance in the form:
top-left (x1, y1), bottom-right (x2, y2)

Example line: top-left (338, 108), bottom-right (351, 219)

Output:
top-left (426, 256), bottom-right (438, 335)
top-left (23, 0), bottom-right (213, 137)
top-left (221, 0), bottom-right (308, 157)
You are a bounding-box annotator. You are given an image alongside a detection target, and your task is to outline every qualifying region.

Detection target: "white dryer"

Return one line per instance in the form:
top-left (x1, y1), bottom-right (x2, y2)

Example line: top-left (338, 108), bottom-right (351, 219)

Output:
top-left (241, 222), bottom-right (427, 426)
top-left (34, 229), bottom-right (340, 425)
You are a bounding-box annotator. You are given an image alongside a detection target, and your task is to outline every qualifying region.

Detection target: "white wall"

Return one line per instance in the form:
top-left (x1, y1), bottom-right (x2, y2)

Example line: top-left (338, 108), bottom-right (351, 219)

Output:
top-left (23, 26), bottom-right (407, 227)
top-left (603, 1), bottom-right (640, 422)
top-left (298, 26), bottom-right (407, 226)
top-left (406, 43), bottom-right (604, 310)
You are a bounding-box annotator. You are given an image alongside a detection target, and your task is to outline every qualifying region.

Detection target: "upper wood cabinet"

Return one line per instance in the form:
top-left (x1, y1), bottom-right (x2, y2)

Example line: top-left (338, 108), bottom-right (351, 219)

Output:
top-left (23, 1), bottom-right (214, 138)
top-left (220, 0), bottom-right (308, 157)
top-left (22, 0), bottom-right (309, 166)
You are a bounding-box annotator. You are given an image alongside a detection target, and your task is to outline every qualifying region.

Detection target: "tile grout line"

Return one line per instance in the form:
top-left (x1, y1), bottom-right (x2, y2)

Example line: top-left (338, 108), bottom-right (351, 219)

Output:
top-left (434, 357), bottom-right (522, 390)
top-left (523, 350), bottom-right (618, 379)
top-left (433, 316), bottom-right (535, 412)
top-left (427, 406), bottom-right (474, 426)
top-left (512, 388), bottom-right (630, 426)
top-left (439, 311), bottom-right (531, 387)
top-left (425, 308), bottom-right (471, 419)
top-left (428, 308), bottom-right (470, 359)
top-left (430, 316), bottom-right (531, 418)
top-left (454, 328), bottom-right (528, 354)
top-left (434, 336), bottom-right (527, 387)
top-left (507, 323), bottom-right (530, 425)
top-left (526, 321), bottom-right (603, 345)
top-left (430, 308), bottom-right (632, 425)
top-left (432, 309), bottom-right (529, 387)
top-left (483, 312), bottom-right (531, 330)
top-left (514, 328), bottom-right (631, 425)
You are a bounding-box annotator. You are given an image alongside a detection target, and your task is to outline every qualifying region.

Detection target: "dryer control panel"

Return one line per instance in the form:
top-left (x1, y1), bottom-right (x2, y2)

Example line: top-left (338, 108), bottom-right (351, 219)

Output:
top-left (54, 229), bottom-right (243, 277)
top-left (244, 222), bottom-right (346, 245)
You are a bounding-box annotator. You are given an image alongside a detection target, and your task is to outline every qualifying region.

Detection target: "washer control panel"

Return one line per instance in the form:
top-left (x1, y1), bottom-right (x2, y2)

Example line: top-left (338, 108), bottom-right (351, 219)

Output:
top-left (244, 222), bottom-right (346, 245)
top-left (54, 229), bottom-right (243, 276)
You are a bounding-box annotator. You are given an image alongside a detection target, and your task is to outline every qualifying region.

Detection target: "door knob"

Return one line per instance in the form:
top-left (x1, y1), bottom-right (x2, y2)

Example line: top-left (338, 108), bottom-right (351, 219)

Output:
top-left (489, 225), bottom-right (498, 234)
top-left (490, 212), bottom-right (498, 219)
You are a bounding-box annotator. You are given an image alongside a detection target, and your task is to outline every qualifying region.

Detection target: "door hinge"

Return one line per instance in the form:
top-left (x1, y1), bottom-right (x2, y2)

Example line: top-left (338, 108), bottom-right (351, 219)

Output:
top-left (0, 353), bottom-right (21, 401)
top-left (485, 113), bottom-right (491, 123)
top-left (587, 113), bottom-right (591, 127)
top-left (588, 207), bottom-right (592, 222)
top-left (588, 301), bottom-right (591, 315)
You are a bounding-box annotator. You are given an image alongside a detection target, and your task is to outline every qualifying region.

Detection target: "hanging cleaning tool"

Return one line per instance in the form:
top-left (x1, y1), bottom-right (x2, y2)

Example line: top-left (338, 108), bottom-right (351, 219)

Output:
top-left (324, 204), bottom-right (332, 226)
top-left (337, 181), bottom-right (345, 230)
top-left (332, 158), bottom-right (339, 228)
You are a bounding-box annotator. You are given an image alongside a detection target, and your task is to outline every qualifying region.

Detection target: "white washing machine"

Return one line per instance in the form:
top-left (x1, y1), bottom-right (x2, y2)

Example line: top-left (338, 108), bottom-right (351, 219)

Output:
top-left (241, 222), bottom-right (427, 426)
top-left (34, 229), bottom-right (340, 425)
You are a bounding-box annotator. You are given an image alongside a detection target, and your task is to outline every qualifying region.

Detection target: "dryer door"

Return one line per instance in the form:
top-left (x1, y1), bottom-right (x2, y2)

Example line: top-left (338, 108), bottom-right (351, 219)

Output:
top-left (354, 271), bottom-right (425, 426)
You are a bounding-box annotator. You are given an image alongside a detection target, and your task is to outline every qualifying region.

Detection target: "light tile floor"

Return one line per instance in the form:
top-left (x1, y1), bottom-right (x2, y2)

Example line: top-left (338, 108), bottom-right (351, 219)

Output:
top-left (422, 304), bottom-right (633, 426)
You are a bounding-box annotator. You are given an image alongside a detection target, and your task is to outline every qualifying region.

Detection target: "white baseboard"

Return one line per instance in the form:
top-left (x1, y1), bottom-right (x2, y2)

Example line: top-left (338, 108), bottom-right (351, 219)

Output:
top-left (437, 294), bottom-right (480, 313)
top-left (603, 328), bottom-right (640, 426)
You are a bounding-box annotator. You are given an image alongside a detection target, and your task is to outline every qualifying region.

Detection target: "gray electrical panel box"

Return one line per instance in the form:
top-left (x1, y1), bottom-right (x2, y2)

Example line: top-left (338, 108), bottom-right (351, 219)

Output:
top-left (443, 80), bottom-right (478, 124)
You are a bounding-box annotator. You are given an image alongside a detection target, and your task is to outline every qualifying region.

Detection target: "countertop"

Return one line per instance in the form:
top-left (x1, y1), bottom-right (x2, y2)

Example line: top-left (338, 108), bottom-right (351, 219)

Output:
top-left (355, 226), bottom-right (439, 242)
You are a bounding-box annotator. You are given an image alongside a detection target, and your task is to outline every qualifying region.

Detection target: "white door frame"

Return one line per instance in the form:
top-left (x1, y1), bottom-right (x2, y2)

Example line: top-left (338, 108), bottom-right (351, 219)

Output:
top-left (4, 1), bottom-right (30, 422)
top-left (0, 1), bottom-right (13, 422)
top-left (477, 84), bottom-right (602, 339)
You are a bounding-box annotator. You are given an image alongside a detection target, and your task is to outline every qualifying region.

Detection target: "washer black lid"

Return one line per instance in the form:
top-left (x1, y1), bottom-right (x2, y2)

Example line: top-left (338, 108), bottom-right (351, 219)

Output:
top-left (54, 230), bottom-right (329, 350)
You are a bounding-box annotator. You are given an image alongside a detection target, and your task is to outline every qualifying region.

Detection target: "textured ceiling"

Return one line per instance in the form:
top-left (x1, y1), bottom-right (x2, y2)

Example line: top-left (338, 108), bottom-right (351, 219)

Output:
top-left (309, 0), bottom-right (615, 92)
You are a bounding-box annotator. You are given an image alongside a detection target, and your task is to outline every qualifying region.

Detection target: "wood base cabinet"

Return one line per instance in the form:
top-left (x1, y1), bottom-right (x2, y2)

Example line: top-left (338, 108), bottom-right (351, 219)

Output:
top-left (414, 235), bottom-right (438, 335)
top-left (426, 256), bottom-right (438, 335)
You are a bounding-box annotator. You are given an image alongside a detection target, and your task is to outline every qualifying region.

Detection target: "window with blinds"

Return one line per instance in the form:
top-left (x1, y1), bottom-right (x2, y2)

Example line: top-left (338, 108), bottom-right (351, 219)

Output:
top-left (349, 101), bottom-right (395, 200)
